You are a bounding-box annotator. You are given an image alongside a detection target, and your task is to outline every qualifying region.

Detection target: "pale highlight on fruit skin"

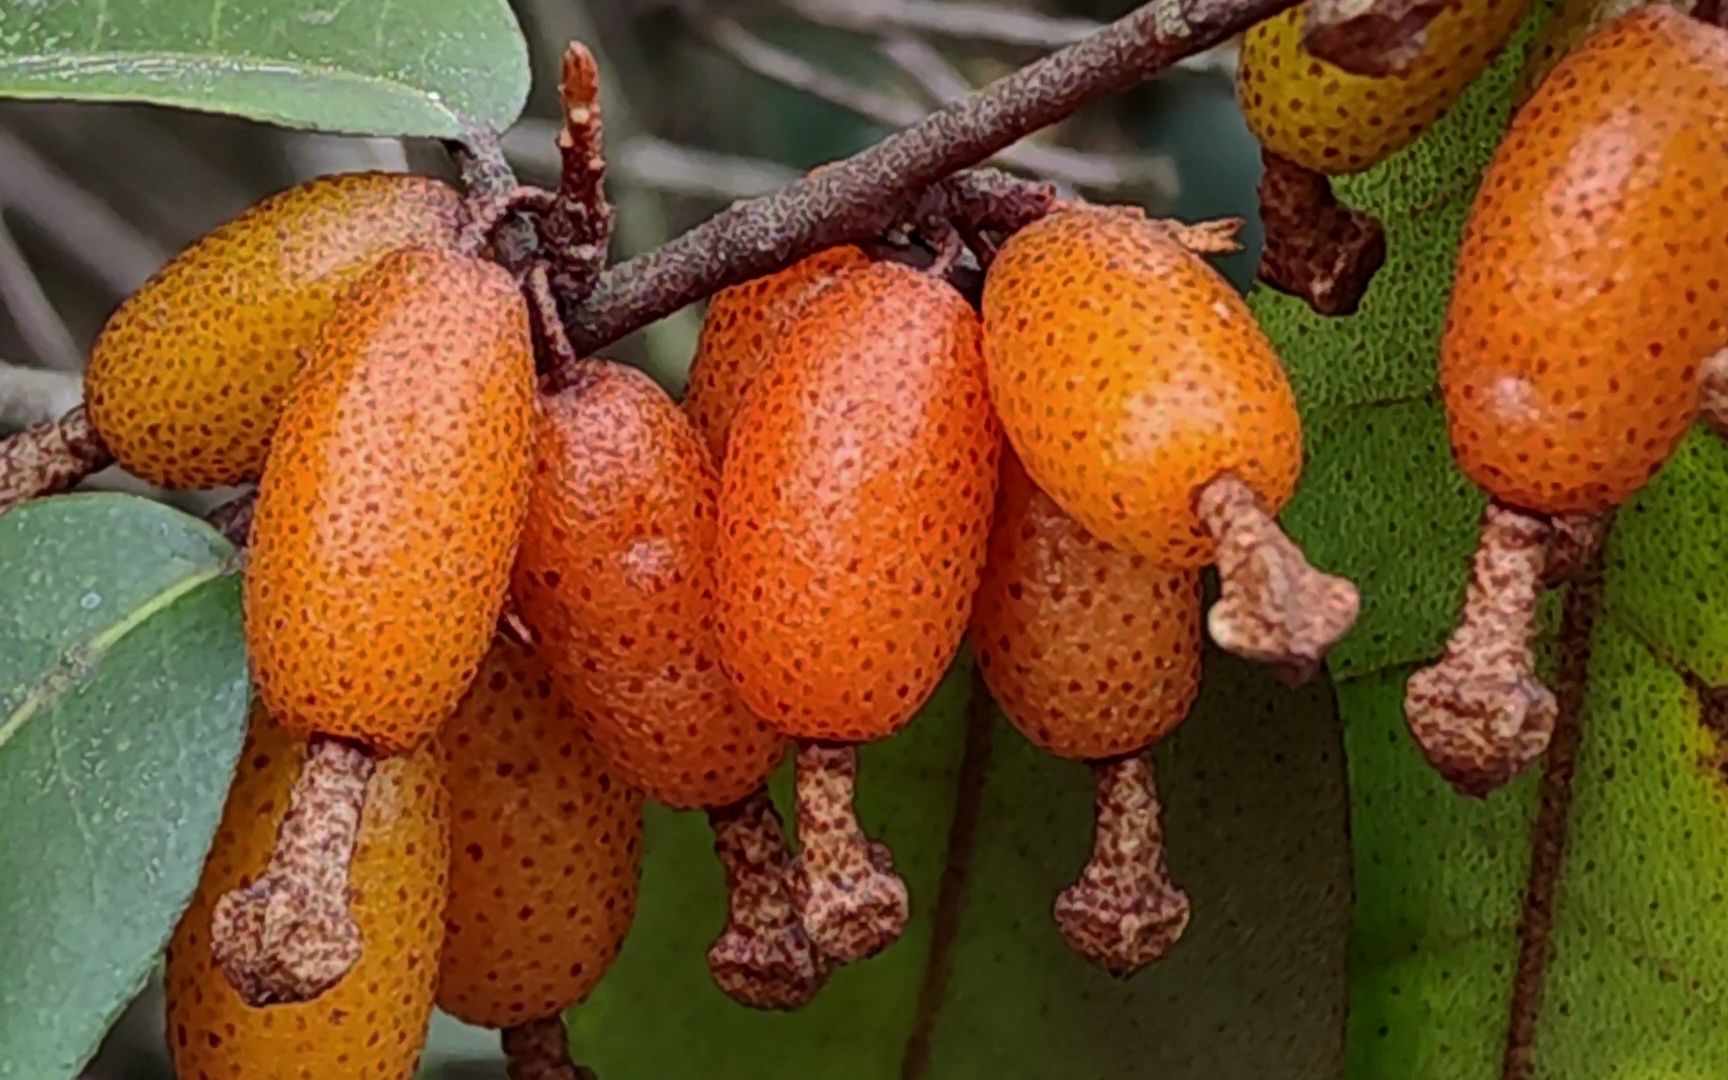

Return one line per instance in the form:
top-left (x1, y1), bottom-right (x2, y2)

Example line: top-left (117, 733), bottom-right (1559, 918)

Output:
top-left (983, 208), bottom-right (1301, 569)
top-left (1237, 0), bottom-right (1533, 176)
top-left (438, 638), bottom-right (643, 1030)
top-left (85, 172), bottom-right (461, 489)
top-left (513, 361), bottom-right (786, 810)
top-left (684, 246), bottom-right (870, 463)
top-left (1440, 7), bottom-right (1728, 515)
top-left (245, 246), bottom-right (535, 755)
top-left (166, 708), bottom-right (448, 1080)
top-left (973, 451), bottom-right (1203, 761)
top-left (716, 261), bottom-right (1000, 743)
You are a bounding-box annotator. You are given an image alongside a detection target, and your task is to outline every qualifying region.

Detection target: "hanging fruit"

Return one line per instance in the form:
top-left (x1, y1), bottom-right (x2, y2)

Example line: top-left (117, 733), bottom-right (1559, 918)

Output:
top-left (1410, 6), bottom-right (1728, 795)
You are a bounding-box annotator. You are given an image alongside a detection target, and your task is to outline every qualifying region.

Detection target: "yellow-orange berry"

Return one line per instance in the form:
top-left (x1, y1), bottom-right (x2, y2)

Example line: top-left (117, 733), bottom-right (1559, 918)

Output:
top-left (165, 707), bottom-right (448, 1080)
top-left (513, 361), bottom-right (785, 809)
top-left (437, 638), bottom-right (643, 1029)
top-left (717, 262), bottom-right (999, 742)
top-left (1237, 0), bottom-right (1532, 175)
top-left (1440, 8), bottom-right (1728, 515)
top-left (983, 208), bottom-right (1301, 567)
top-left (245, 247), bottom-right (534, 754)
top-left (973, 452), bottom-right (1203, 760)
top-left (684, 246), bottom-right (870, 462)
top-left (85, 173), bottom-right (461, 489)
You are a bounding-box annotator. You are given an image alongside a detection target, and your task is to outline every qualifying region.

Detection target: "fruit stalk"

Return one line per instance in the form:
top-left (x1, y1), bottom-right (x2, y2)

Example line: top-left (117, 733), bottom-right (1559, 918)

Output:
top-left (209, 736), bottom-right (375, 1004)
top-left (205, 490), bottom-right (258, 549)
top-left (1196, 472), bottom-right (1361, 684)
top-left (707, 789), bottom-right (831, 1009)
top-left (1301, 0), bottom-right (1453, 75)
top-left (0, 405), bottom-right (112, 512)
top-left (1253, 150), bottom-right (1386, 316)
top-left (1404, 503), bottom-right (1556, 797)
top-left (1702, 347), bottom-right (1728, 440)
top-left (501, 1017), bottom-right (595, 1080)
top-left (1053, 753), bottom-right (1190, 978)
top-left (792, 743), bottom-right (910, 964)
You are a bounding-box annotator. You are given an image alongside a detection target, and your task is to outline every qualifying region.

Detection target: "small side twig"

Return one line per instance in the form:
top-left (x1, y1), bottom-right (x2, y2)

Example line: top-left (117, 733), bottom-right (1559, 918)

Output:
top-left (0, 406), bottom-right (113, 513)
top-left (1255, 149), bottom-right (1386, 316)
top-left (210, 737), bottom-right (375, 1005)
top-left (541, 43), bottom-right (615, 305)
top-left (1301, 0), bottom-right (1454, 76)
top-left (501, 1017), bottom-right (594, 1080)
top-left (205, 489), bottom-right (258, 549)
top-left (448, 127), bottom-right (539, 272)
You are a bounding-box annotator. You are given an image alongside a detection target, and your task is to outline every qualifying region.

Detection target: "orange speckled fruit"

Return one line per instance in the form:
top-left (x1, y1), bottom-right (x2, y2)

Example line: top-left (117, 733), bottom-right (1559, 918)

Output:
top-left (513, 361), bottom-right (785, 809)
top-left (246, 247), bottom-right (534, 754)
top-left (438, 637), bottom-right (643, 1029)
top-left (1440, 8), bottom-right (1728, 515)
top-left (982, 208), bottom-right (1301, 567)
top-left (85, 172), bottom-right (461, 489)
top-left (1237, 0), bottom-right (1531, 174)
top-left (973, 452), bottom-right (1202, 761)
top-left (717, 262), bottom-right (999, 742)
top-left (685, 246), bottom-right (870, 462)
top-left (166, 707), bottom-right (448, 1080)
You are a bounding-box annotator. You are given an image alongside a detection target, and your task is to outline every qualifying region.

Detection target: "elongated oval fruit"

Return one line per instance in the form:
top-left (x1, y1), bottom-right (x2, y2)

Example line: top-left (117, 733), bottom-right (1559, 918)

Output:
top-left (1237, 0), bottom-right (1532, 175)
top-left (717, 262), bottom-right (999, 742)
top-left (983, 208), bottom-right (1301, 568)
top-left (684, 246), bottom-right (870, 463)
top-left (513, 361), bottom-right (785, 809)
top-left (245, 246), bottom-right (534, 754)
top-left (973, 451), bottom-right (1203, 761)
top-left (85, 172), bottom-right (461, 489)
top-left (166, 707), bottom-right (448, 1080)
top-left (438, 637), bottom-right (643, 1029)
top-left (1440, 7), bottom-right (1728, 515)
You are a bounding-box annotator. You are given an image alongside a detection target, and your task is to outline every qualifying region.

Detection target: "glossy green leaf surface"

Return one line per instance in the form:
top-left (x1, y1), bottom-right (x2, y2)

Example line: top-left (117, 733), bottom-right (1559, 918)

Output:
top-left (0, 0), bottom-right (528, 137)
top-left (1252, 7), bottom-right (1728, 1074)
top-left (0, 494), bottom-right (250, 1080)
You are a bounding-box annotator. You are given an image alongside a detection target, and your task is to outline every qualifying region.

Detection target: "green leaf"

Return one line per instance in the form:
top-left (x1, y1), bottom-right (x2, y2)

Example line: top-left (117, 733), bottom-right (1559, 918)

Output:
top-left (0, 0), bottom-right (528, 138)
top-left (0, 493), bottom-right (250, 1080)
top-left (1252, 4), bottom-right (1728, 1073)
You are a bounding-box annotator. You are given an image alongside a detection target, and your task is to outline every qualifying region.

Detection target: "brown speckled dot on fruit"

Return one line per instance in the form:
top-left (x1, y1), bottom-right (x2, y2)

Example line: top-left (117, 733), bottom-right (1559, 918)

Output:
top-left (684, 246), bottom-right (870, 463)
top-left (1440, 8), bottom-right (1728, 516)
top-left (716, 262), bottom-right (1000, 743)
top-left (1237, 0), bottom-right (1532, 176)
top-left (437, 638), bottom-right (643, 1029)
top-left (973, 451), bottom-right (1202, 761)
top-left (165, 707), bottom-right (448, 1080)
top-left (513, 362), bottom-right (786, 809)
top-left (982, 209), bottom-right (1301, 568)
top-left (84, 173), bottom-right (461, 490)
top-left (244, 247), bottom-right (534, 755)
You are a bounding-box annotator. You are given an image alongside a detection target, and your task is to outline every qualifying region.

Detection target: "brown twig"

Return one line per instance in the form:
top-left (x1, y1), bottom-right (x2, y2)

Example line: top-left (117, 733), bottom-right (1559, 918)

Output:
top-left (205, 489), bottom-right (258, 549)
top-left (707, 790), bottom-right (832, 1010)
top-left (1053, 753), bottom-right (1190, 977)
top-left (527, 263), bottom-right (583, 387)
top-left (1255, 149), bottom-right (1386, 316)
top-left (1197, 473), bottom-right (1360, 684)
top-left (0, 405), bottom-right (112, 513)
top-left (501, 1017), bottom-right (595, 1080)
top-left (1701, 346), bottom-right (1728, 439)
top-left (789, 743), bottom-right (909, 964)
top-left (1404, 502), bottom-right (1556, 797)
top-left (541, 44), bottom-right (615, 306)
top-left (448, 127), bottom-right (539, 272)
top-left (1301, 0), bottom-right (1454, 76)
top-left (564, 0), bottom-right (1299, 353)
top-left (209, 736), bottom-right (375, 1005)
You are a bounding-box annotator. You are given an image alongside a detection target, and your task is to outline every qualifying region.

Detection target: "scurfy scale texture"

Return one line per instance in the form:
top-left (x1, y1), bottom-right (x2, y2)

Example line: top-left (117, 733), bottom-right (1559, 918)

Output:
top-left (437, 638), bottom-right (643, 1030)
top-left (1237, 0), bottom-right (1532, 175)
top-left (165, 708), bottom-right (448, 1080)
top-left (973, 452), bottom-right (1203, 761)
top-left (683, 245), bottom-right (870, 463)
top-left (717, 262), bottom-right (998, 742)
top-left (1440, 7), bottom-right (1728, 515)
top-left (245, 247), bottom-right (534, 754)
top-left (983, 208), bottom-right (1300, 568)
top-left (84, 173), bottom-right (461, 489)
top-left (513, 362), bottom-right (785, 809)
